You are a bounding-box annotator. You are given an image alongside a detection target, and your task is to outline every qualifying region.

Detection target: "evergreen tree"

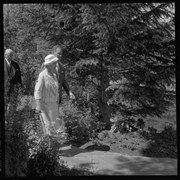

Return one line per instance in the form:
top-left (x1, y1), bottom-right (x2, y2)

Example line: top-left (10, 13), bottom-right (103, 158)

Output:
top-left (61, 3), bottom-right (175, 125)
top-left (3, 3), bottom-right (175, 128)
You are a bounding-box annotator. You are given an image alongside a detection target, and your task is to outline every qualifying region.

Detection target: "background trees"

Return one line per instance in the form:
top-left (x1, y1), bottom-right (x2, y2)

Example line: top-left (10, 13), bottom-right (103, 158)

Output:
top-left (3, 3), bottom-right (175, 129)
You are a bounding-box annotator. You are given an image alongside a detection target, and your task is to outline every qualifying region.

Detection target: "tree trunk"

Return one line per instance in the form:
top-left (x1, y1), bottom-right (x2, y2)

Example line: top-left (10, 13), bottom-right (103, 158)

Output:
top-left (98, 90), bottom-right (111, 130)
top-left (98, 56), bottom-right (111, 130)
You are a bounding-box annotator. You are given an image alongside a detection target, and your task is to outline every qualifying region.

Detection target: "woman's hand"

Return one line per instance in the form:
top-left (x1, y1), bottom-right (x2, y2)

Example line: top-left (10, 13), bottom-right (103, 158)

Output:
top-left (35, 99), bottom-right (43, 113)
top-left (69, 91), bottom-right (75, 100)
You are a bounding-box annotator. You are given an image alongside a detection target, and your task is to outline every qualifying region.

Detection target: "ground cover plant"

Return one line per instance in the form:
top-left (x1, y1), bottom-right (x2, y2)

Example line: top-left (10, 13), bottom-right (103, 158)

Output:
top-left (96, 124), bottom-right (176, 158)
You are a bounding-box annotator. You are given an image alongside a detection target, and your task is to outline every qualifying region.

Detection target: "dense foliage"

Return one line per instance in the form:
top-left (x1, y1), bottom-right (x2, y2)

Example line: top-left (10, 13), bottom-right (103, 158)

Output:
top-left (59, 100), bottom-right (105, 143)
top-left (5, 88), bottom-right (32, 176)
top-left (26, 136), bottom-right (94, 176)
top-left (4, 90), bottom-right (94, 176)
top-left (110, 116), bottom-right (145, 133)
top-left (140, 125), bottom-right (177, 158)
top-left (4, 3), bottom-right (175, 127)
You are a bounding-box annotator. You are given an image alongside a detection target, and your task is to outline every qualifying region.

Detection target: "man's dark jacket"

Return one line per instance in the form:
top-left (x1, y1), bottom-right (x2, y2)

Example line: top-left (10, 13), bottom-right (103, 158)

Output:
top-left (7, 60), bottom-right (22, 95)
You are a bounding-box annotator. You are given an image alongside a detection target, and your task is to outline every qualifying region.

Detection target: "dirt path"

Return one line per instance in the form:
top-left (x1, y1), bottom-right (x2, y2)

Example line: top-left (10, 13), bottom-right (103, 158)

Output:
top-left (58, 144), bottom-right (177, 175)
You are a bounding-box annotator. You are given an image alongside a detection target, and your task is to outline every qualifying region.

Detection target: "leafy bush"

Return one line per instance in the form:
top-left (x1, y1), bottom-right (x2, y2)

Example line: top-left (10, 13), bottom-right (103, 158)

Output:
top-left (5, 92), bottom-right (94, 176)
top-left (26, 136), bottom-right (60, 177)
top-left (141, 125), bottom-right (177, 158)
top-left (110, 116), bottom-right (145, 134)
top-left (5, 110), bottom-right (30, 176)
top-left (23, 109), bottom-right (44, 157)
top-left (5, 85), bottom-right (48, 176)
top-left (59, 101), bottom-right (105, 144)
top-left (5, 87), bottom-right (31, 177)
top-left (26, 136), bottom-right (94, 176)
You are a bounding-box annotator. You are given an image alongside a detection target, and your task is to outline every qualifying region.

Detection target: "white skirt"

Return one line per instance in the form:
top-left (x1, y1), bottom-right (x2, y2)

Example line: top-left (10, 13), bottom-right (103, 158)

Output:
top-left (39, 102), bottom-right (65, 137)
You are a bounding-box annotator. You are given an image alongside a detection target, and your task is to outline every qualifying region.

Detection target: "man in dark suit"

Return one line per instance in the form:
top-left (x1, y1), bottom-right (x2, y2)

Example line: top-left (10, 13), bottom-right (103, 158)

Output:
top-left (5, 49), bottom-right (22, 113)
top-left (52, 45), bottom-right (75, 140)
top-left (52, 45), bottom-right (75, 104)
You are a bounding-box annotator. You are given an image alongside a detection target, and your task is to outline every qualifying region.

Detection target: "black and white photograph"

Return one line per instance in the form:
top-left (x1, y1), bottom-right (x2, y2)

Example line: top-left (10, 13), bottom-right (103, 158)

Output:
top-left (3, 3), bottom-right (176, 176)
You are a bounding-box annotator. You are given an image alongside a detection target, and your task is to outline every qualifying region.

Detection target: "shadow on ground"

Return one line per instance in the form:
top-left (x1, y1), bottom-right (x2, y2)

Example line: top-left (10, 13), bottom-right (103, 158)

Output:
top-left (59, 145), bottom-right (90, 157)
top-left (59, 141), bottom-right (110, 157)
top-left (95, 155), bottom-right (177, 175)
top-left (84, 144), bottom-right (110, 151)
top-left (67, 152), bottom-right (177, 175)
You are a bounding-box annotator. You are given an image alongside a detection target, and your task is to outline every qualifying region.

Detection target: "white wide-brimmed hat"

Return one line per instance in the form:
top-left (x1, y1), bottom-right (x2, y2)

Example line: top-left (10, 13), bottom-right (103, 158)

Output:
top-left (44, 54), bottom-right (59, 66)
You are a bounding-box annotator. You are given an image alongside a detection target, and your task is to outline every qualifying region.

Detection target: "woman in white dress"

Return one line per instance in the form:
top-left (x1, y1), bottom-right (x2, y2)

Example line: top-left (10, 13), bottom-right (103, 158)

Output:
top-left (34, 54), bottom-right (66, 137)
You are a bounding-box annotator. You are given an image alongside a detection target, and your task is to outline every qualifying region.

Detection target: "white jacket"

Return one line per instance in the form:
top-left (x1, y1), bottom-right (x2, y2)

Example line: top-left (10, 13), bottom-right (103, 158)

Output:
top-left (34, 68), bottom-right (59, 103)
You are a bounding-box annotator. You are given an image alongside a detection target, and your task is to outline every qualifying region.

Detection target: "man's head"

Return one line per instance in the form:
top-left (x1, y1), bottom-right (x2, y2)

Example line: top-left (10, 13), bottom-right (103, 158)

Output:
top-left (52, 45), bottom-right (63, 60)
top-left (5, 49), bottom-right (14, 63)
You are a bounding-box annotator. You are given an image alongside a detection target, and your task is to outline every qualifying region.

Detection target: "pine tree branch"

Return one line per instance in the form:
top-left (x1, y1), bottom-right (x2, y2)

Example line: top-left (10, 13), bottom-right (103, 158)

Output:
top-left (148, 53), bottom-right (175, 67)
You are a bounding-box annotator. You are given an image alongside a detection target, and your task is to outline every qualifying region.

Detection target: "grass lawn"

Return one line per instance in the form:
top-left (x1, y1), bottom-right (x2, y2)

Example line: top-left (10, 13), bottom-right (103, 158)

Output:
top-left (145, 104), bottom-right (176, 132)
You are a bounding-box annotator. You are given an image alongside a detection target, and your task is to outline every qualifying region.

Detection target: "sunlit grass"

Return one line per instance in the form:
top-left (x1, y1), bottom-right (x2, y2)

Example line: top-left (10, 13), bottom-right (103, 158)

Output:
top-left (145, 104), bottom-right (176, 132)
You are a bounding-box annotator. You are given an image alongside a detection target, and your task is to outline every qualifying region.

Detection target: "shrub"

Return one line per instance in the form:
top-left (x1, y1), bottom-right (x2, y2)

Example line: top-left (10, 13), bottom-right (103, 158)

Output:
top-left (5, 87), bottom-right (31, 177)
top-left (141, 125), bottom-right (177, 158)
top-left (59, 101), bottom-right (105, 144)
top-left (5, 109), bottom-right (30, 176)
top-left (5, 96), bottom-right (93, 176)
top-left (23, 109), bottom-right (44, 157)
top-left (110, 116), bottom-right (145, 134)
top-left (26, 136), bottom-right (94, 176)
top-left (26, 136), bottom-right (60, 177)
